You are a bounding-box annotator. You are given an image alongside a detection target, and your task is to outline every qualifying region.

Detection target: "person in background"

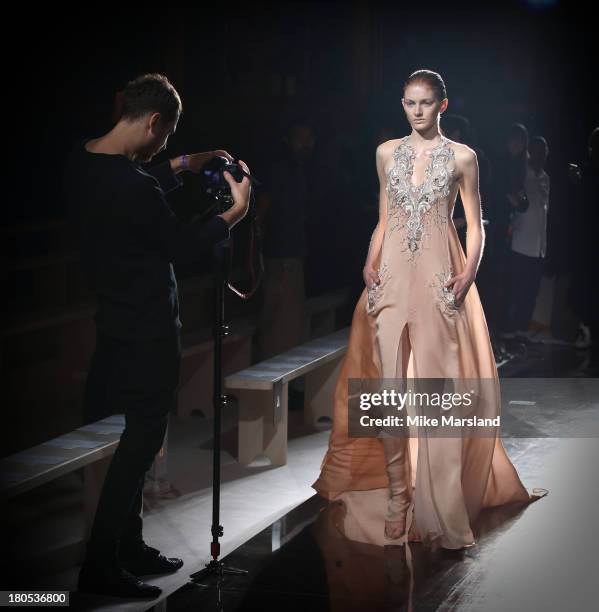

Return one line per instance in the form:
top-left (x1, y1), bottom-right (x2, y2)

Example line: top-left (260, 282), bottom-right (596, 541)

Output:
top-left (441, 114), bottom-right (495, 321)
top-left (441, 114), bottom-right (492, 240)
top-left (254, 120), bottom-right (315, 361)
top-left (503, 136), bottom-right (550, 339)
top-left (491, 123), bottom-right (531, 338)
top-left (568, 127), bottom-right (599, 369)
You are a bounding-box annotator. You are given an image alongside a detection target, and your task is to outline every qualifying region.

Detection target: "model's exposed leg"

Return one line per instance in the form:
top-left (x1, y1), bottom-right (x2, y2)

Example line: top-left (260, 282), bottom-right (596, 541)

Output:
top-left (381, 322), bottom-right (412, 540)
top-left (383, 435), bottom-right (411, 539)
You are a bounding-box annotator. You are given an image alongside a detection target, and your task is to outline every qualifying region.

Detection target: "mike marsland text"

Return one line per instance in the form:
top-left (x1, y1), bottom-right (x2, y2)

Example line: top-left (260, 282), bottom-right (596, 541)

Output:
top-left (359, 415), bottom-right (501, 427)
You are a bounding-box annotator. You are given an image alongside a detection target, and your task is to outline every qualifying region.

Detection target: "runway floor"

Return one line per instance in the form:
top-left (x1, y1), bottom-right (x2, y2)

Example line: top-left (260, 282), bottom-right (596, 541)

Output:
top-left (11, 336), bottom-right (599, 611)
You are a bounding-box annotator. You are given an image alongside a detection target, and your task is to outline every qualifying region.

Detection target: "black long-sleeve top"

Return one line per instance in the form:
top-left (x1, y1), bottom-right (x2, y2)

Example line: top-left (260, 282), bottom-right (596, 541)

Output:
top-left (64, 139), bottom-right (230, 339)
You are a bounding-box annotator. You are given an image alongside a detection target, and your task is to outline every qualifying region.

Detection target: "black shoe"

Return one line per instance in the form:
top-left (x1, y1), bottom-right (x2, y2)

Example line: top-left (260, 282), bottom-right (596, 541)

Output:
top-left (78, 563), bottom-right (162, 599)
top-left (120, 542), bottom-right (184, 576)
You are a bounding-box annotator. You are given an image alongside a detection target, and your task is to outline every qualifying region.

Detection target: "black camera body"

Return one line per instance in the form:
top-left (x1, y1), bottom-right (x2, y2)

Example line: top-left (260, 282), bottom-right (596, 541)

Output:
top-left (200, 156), bottom-right (246, 202)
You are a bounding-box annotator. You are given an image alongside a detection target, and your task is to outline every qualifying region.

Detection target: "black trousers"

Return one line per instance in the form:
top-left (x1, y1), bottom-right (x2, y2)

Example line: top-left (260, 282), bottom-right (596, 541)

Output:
top-left (83, 330), bottom-right (182, 565)
top-left (505, 250), bottom-right (544, 333)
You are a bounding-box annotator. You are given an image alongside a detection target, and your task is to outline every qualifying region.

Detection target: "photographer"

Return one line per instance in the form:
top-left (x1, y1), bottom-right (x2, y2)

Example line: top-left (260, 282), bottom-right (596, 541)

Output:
top-left (63, 73), bottom-right (250, 598)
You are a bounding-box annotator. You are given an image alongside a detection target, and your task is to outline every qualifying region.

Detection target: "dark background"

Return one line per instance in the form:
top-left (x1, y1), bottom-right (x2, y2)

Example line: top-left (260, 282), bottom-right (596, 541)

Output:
top-left (0, 2), bottom-right (596, 591)
top-left (5, 0), bottom-right (597, 225)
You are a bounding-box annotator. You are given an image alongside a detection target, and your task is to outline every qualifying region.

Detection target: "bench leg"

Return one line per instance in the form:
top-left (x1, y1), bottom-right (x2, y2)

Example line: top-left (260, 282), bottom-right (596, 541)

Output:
top-left (304, 356), bottom-right (342, 427)
top-left (233, 385), bottom-right (288, 467)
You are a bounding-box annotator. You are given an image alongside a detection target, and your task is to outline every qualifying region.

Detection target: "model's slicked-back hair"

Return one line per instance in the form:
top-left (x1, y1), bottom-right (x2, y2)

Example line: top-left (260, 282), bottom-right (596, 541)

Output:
top-left (404, 69), bottom-right (447, 101)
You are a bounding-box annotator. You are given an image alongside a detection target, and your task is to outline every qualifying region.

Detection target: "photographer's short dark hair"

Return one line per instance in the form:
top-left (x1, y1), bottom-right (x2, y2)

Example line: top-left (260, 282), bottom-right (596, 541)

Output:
top-left (120, 73), bottom-right (182, 124)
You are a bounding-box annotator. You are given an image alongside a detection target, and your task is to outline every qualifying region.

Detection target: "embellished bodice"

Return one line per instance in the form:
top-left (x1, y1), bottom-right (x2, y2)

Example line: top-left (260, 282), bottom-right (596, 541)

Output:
top-left (385, 135), bottom-right (456, 260)
top-left (366, 135), bottom-right (459, 314)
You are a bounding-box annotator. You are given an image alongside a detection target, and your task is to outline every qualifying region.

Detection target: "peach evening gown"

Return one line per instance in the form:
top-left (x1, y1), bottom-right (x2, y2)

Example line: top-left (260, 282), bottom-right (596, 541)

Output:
top-left (312, 134), bottom-right (547, 550)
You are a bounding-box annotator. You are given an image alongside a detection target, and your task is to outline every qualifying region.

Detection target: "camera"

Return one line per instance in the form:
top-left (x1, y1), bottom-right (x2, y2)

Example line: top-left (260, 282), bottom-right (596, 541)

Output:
top-left (200, 155), bottom-right (248, 203)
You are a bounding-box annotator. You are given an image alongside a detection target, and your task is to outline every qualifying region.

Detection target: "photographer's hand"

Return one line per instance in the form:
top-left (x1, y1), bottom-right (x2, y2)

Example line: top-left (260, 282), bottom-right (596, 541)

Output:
top-left (170, 150), bottom-right (234, 174)
top-left (218, 160), bottom-right (252, 229)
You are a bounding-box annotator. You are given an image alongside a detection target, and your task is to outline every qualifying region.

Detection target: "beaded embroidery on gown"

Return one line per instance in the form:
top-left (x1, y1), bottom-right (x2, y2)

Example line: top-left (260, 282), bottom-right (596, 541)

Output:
top-left (312, 135), bottom-right (547, 550)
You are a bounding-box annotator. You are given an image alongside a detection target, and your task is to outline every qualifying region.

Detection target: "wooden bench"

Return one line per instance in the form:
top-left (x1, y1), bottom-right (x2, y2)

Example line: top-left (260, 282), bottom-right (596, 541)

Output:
top-left (225, 327), bottom-right (349, 467)
top-left (0, 414), bottom-right (127, 537)
top-left (62, 319), bottom-right (254, 502)
top-left (0, 411), bottom-right (176, 580)
top-left (176, 286), bottom-right (350, 420)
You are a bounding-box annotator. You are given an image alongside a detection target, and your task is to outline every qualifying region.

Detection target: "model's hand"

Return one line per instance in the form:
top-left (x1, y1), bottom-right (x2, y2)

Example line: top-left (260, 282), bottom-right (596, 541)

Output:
top-left (444, 271), bottom-right (475, 307)
top-left (363, 264), bottom-right (380, 290)
top-left (187, 150), bottom-right (234, 173)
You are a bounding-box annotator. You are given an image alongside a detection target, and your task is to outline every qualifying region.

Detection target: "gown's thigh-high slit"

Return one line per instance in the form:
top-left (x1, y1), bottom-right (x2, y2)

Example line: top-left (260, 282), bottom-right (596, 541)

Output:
top-left (380, 322), bottom-right (414, 540)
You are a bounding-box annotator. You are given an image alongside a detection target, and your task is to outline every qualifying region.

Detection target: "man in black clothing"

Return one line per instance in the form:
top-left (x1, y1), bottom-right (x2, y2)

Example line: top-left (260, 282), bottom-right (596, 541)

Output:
top-left (64, 73), bottom-right (251, 599)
